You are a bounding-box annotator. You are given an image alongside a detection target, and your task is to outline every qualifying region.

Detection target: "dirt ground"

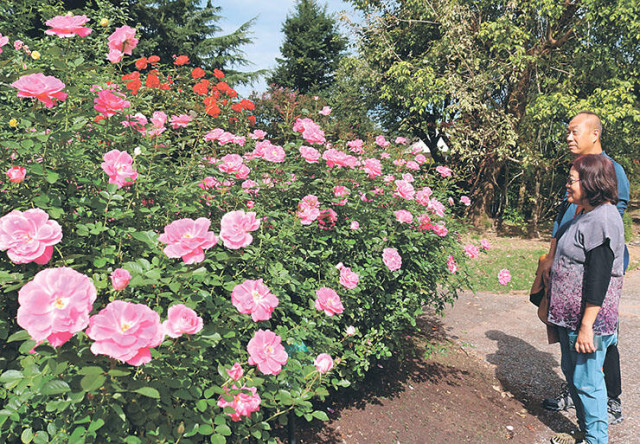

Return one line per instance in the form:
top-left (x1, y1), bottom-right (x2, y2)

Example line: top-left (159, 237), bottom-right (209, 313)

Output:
top-left (292, 239), bottom-right (640, 444)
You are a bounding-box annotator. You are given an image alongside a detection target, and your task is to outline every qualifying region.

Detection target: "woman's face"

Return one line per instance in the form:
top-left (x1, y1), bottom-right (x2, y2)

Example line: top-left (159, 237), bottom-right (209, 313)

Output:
top-left (566, 167), bottom-right (585, 205)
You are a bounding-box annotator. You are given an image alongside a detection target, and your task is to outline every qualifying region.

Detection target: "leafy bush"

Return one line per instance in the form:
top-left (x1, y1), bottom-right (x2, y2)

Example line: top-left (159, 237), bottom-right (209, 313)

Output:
top-left (0, 10), bottom-right (473, 443)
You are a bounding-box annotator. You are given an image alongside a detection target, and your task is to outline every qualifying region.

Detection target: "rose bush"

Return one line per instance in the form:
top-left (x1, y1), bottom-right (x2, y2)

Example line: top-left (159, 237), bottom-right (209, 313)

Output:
top-left (0, 6), bottom-right (475, 443)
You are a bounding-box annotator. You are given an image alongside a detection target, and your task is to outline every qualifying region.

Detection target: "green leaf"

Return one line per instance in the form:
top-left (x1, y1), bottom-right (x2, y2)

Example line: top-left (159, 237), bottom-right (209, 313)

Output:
top-left (199, 424), bottom-right (214, 435)
top-left (131, 231), bottom-right (158, 247)
top-left (0, 370), bottom-right (23, 383)
top-left (21, 427), bottom-right (33, 443)
top-left (215, 424), bottom-right (232, 436)
top-left (108, 369), bottom-right (131, 377)
top-left (7, 330), bottom-right (30, 342)
top-left (45, 171), bottom-right (60, 184)
top-left (77, 366), bottom-right (104, 376)
top-left (88, 418), bottom-right (105, 433)
top-left (40, 380), bottom-right (71, 396)
top-left (210, 434), bottom-right (226, 444)
top-left (133, 386), bottom-right (160, 398)
top-left (33, 431), bottom-right (49, 444)
top-left (81, 374), bottom-right (106, 392)
top-left (312, 410), bottom-right (329, 421)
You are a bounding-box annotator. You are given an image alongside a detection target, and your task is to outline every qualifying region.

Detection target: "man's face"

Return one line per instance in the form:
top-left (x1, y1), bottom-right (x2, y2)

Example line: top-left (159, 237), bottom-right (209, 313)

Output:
top-left (566, 114), bottom-right (597, 156)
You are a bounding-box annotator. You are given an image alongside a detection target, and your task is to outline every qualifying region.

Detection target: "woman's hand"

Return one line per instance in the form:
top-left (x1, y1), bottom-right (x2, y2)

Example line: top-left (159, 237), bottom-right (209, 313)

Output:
top-left (575, 324), bottom-right (596, 353)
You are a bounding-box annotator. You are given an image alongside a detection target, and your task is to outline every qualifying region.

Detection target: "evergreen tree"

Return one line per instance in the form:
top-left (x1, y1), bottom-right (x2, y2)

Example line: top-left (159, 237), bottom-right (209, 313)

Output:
top-left (268, 0), bottom-right (347, 94)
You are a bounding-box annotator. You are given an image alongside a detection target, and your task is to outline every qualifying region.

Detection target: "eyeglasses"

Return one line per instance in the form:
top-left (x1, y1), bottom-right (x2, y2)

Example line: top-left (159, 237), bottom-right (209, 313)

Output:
top-left (566, 177), bottom-right (581, 185)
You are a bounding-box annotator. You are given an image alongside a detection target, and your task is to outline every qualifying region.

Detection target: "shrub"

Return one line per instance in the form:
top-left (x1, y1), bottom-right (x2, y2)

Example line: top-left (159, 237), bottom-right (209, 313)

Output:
top-left (0, 10), bottom-right (474, 443)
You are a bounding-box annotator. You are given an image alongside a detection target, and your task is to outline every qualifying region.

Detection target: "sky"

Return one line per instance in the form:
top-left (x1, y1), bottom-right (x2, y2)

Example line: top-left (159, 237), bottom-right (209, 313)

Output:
top-left (212, 0), bottom-right (360, 98)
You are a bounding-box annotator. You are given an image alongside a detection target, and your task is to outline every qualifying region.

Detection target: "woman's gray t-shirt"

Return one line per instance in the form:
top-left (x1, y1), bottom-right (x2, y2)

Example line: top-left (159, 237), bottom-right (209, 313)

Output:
top-left (548, 203), bottom-right (624, 335)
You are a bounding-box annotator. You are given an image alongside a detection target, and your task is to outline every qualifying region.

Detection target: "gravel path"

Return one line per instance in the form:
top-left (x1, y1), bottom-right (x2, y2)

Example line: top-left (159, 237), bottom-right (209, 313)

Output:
top-left (441, 268), bottom-right (640, 444)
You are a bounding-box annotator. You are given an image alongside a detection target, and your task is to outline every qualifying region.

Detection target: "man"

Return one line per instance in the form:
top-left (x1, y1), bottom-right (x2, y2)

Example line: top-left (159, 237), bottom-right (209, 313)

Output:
top-left (540, 111), bottom-right (629, 443)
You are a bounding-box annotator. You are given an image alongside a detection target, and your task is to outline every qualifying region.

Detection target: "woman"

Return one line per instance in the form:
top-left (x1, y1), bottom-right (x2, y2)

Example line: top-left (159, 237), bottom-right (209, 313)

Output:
top-left (547, 154), bottom-right (624, 444)
top-left (548, 154), bottom-right (624, 444)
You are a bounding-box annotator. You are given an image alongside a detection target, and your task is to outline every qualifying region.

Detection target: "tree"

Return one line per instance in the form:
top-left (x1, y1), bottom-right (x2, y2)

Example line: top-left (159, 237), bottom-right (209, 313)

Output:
top-left (348, 0), bottom-right (640, 233)
top-left (268, 0), bottom-right (347, 94)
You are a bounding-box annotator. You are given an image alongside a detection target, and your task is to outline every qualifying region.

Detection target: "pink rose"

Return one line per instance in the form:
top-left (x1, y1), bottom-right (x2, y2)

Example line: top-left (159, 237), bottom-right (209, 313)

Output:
top-left (333, 186), bottom-right (350, 198)
top-left (395, 137), bottom-right (407, 145)
top-left (314, 287), bottom-right (344, 316)
top-left (498, 269), bottom-right (512, 286)
top-left (45, 14), bottom-right (92, 38)
top-left (110, 268), bottom-right (131, 291)
top-left (11, 73), bottom-right (67, 108)
top-left (394, 180), bottom-right (415, 200)
top-left (347, 139), bottom-right (364, 154)
top-left (226, 362), bottom-right (244, 381)
top-left (319, 106), bottom-right (332, 116)
top-left (6, 166), bottom-right (26, 183)
top-left (261, 143), bottom-right (286, 162)
top-left (299, 145), bottom-right (321, 163)
top-left (101, 149), bottom-right (138, 188)
top-left (382, 248), bottom-right (402, 271)
top-left (107, 25), bottom-right (138, 57)
top-left (415, 154), bottom-right (427, 164)
top-left (220, 210), bottom-right (260, 249)
top-left (405, 161), bottom-right (420, 170)
top-left (481, 239), bottom-right (491, 250)
top-left (314, 353), bottom-right (334, 374)
top-left (435, 165), bottom-right (452, 178)
top-left (317, 208), bottom-right (338, 230)
top-left (375, 135), bottom-right (390, 148)
top-left (417, 213), bottom-right (433, 231)
top-left (94, 90), bottom-right (130, 117)
top-left (170, 114), bottom-right (193, 129)
top-left (231, 279), bottom-right (279, 322)
top-left (447, 255), bottom-right (457, 274)
top-left (395, 210), bottom-right (413, 224)
top-left (0, 209), bottom-right (62, 264)
top-left (293, 118), bottom-right (326, 144)
top-left (463, 244), bottom-right (480, 259)
top-left (217, 385), bottom-right (261, 421)
top-left (432, 223), bottom-right (448, 237)
top-left (337, 264), bottom-right (359, 290)
top-left (427, 199), bottom-right (446, 217)
top-left (363, 158), bottom-right (382, 178)
top-left (297, 195), bottom-right (320, 225)
top-left (247, 329), bottom-right (288, 375)
top-left (158, 217), bottom-right (218, 263)
top-left (249, 129), bottom-right (267, 140)
top-left (322, 149), bottom-right (358, 169)
top-left (0, 34), bottom-right (8, 53)
top-left (346, 326), bottom-right (356, 336)
top-left (17, 267), bottom-right (96, 348)
top-left (86, 300), bottom-right (164, 366)
top-left (163, 304), bottom-right (203, 338)
top-left (460, 196), bottom-right (471, 206)
top-left (350, 221), bottom-right (360, 230)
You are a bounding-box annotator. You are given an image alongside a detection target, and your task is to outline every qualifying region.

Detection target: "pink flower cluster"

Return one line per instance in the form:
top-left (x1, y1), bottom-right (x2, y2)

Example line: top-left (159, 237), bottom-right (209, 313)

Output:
top-left (11, 73), bottom-right (67, 108)
top-left (17, 268), bottom-right (96, 347)
top-left (395, 210), bottom-right (413, 224)
top-left (251, 140), bottom-right (286, 162)
top-left (218, 154), bottom-right (250, 179)
top-left (158, 217), bottom-right (218, 264)
top-left (315, 287), bottom-right (344, 316)
top-left (299, 145), bottom-right (321, 163)
top-left (45, 14), bottom-right (92, 38)
top-left (297, 195), bottom-right (320, 225)
top-left (231, 279), bottom-right (279, 322)
top-left (363, 158), bottom-right (382, 178)
top-left (293, 118), bottom-right (326, 144)
top-left (347, 139), bottom-right (364, 154)
top-left (217, 385), bottom-right (261, 421)
top-left (382, 248), bottom-right (402, 271)
top-left (163, 304), bottom-right (203, 338)
top-left (6, 166), bottom-right (26, 183)
top-left (101, 149), bottom-right (138, 188)
top-left (323, 149), bottom-right (358, 169)
top-left (317, 208), bottom-right (338, 230)
top-left (498, 269), bottom-right (512, 286)
top-left (314, 353), bottom-right (334, 373)
top-left (219, 210), bottom-right (260, 249)
top-left (247, 329), bottom-right (288, 375)
top-left (107, 25), bottom-right (138, 63)
top-left (436, 165), bottom-right (452, 178)
top-left (94, 90), bottom-right (131, 117)
top-left (447, 255), bottom-right (457, 274)
top-left (336, 263), bottom-right (359, 289)
top-left (86, 300), bottom-right (164, 366)
top-left (463, 244), bottom-right (480, 259)
top-left (0, 209), bottom-right (62, 264)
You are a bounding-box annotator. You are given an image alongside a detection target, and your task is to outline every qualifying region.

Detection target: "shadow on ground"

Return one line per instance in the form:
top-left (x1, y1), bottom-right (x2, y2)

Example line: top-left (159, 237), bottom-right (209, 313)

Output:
top-left (484, 329), bottom-right (577, 434)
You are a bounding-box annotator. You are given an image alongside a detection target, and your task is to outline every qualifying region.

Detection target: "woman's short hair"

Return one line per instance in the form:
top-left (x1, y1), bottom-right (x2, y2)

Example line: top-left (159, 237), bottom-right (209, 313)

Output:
top-left (572, 154), bottom-right (618, 207)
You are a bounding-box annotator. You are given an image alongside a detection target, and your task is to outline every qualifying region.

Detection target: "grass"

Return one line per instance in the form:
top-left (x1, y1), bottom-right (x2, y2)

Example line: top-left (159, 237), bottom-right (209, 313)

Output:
top-left (463, 235), bottom-right (549, 294)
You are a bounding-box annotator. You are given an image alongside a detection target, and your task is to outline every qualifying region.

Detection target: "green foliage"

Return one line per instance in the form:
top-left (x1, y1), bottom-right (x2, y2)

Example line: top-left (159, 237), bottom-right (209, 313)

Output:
top-left (268, 0), bottom-right (347, 94)
top-left (348, 0), bottom-right (640, 229)
top-left (0, 8), bottom-right (472, 442)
